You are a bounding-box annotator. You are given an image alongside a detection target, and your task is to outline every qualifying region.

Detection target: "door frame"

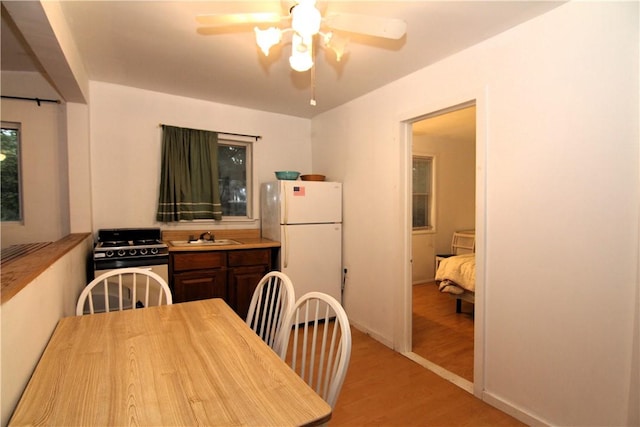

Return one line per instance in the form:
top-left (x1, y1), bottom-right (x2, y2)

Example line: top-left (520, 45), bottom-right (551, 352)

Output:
top-left (395, 88), bottom-right (488, 398)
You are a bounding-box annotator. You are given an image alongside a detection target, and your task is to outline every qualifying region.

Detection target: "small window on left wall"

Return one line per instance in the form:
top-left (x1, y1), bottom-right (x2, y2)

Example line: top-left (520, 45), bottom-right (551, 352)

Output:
top-left (1, 122), bottom-right (22, 222)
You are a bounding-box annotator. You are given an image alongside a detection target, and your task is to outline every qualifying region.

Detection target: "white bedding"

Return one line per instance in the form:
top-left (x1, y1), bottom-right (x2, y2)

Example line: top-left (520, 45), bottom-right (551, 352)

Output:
top-left (435, 253), bottom-right (475, 294)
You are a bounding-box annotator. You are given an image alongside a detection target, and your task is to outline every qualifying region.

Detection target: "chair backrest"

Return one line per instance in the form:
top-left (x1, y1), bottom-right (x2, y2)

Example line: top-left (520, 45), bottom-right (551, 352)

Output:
top-left (246, 271), bottom-right (295, 354)
top-left (76, 268), bottom-right (172, 316)
top-left (451, 230), bottom-right (475, 255)
top-left (278, 292), bottom-right (351, 409)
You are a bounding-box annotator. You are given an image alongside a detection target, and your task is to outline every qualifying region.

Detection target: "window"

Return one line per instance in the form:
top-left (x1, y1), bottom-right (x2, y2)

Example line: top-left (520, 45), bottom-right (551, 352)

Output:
top-left (1, 122), bottom-right (22, 222)
top-left (218, 139), bottom-right (252, 218)
top-left (157, 125), bottom-right (253, 222)
top-left (412, 156), bottom-right (432, 229)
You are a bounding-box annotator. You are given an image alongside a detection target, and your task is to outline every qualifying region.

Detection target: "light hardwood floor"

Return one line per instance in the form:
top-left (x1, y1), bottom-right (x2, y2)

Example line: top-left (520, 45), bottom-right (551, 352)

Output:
top-left (330, 325), bottom-right (524, 426)
top-left (329, 283), bottom-right (523, 426)
top-left (412, 281), bottom-right (474, 382)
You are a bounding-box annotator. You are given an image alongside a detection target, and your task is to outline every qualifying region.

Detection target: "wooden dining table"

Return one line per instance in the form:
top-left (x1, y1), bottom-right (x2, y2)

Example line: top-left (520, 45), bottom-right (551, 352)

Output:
top-left (9, 298), bottom-right (331, 426)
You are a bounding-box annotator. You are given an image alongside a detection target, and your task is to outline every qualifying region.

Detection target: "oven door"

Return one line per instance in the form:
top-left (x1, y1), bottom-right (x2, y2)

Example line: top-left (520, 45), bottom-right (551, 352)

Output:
top-left (88, 259), bottom-right (170, 314)
top-left (93, 264), bottom-right (169, 284)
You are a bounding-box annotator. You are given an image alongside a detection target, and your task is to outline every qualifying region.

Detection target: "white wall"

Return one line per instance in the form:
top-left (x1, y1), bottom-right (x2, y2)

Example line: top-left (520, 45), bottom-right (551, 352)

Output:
top-left (66, 102), bottom-right (93, 233)
top-left (0, 235), bottom-right (93, 426)
top-left (0, 72), bottom-right (71, 248)
top-left (411, 233), bottom-right (435, 284)
top-left (426, 134), bottom-right (475, 255)
top-left (311, 2), bottom-right (639, 426)
top-left (89, 82), bottom-right (312, 232)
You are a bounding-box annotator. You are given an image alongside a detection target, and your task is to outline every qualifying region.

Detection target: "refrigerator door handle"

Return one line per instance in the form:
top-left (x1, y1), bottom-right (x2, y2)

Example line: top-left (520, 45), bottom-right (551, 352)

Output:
top-left (282, 183), bottom-right (289, 268)
top-left (283, 183), bottom-right (289, 225)
top-left (283, 225), bottom-right (289, 268)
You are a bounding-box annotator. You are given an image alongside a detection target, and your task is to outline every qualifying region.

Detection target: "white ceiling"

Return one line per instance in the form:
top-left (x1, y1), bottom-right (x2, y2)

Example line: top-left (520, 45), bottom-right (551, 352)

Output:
top-left (1, 1), bottom-right (564, 119)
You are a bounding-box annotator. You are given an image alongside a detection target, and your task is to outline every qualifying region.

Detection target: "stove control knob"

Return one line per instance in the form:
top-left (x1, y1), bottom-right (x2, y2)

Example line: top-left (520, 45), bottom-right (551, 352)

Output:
top-left (117, 249), bottom-right (126, 257)
top-left (129, 249), bottom-right (137, 256)
top-left (151, 248), bottom-right (159, 255)
top-left (106, 250), bottom-right (114, 258)
top-left (139, 248), bottom-right (148, 255)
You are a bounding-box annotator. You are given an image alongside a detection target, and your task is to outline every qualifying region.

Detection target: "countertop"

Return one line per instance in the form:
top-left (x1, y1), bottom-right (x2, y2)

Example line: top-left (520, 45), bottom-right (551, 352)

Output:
top-left (161, 229), bottom-right (280, 252)
top-left (1, 233), bottom-right (92, 304)
top-left (166, 237), bottom-right (280, 252)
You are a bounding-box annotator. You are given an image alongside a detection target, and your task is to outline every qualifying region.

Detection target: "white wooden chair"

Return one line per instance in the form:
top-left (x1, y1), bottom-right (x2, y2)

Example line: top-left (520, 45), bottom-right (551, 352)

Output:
top-left (278, 292), bottom-right (351, 409)
top-left (246, 271), bottom-right (295, 354)
top-left (76, 268), bottom-right (172, 316)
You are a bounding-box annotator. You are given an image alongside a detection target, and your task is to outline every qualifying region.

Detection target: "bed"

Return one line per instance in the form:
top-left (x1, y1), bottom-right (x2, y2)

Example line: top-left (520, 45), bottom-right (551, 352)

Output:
top-left (435, 252), bottom-right (475, 313)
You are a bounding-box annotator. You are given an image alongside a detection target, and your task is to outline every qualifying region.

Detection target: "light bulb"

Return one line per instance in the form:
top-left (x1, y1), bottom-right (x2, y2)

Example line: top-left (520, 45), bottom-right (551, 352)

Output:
top-left (289, 33), bottom-right (313, 72)
top-left (254, 27), bottom-right (282, 56)
top-left (291, 0), bottom-right (321, 38)
top-left (289, 49), bottom-right (313, 72)
top-left (323, 32), bottom-right (348, 62)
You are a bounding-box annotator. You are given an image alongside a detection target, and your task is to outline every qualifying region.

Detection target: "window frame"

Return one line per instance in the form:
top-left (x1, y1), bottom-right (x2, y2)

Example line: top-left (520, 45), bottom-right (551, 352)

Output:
top-left (217, 137), bottom-right (253, 221)
top-left (412, 155), bottom-right (434, 231)
top-left (1, 121), bottom-right (23, 223)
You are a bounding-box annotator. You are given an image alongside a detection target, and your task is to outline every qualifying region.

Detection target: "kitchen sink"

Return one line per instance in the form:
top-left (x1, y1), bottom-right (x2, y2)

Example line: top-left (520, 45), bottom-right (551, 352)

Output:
top-left (170, 239), bottom-right (241, 247)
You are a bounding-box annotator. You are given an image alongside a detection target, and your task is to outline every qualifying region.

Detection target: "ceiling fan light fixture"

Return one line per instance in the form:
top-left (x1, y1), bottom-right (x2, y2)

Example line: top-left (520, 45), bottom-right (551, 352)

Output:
top-left (291, 0), bottom-right (322, 38)
top-left (289, 33), bottom-right (313, 72)
top-left (254, 27), bottom-right (282, 56)
top-left (322, 32), bottom-right (348, 62)
top-left (200, 0), bottom-right (407, 87)
top-left (289, 53), bottom-right (313, 72)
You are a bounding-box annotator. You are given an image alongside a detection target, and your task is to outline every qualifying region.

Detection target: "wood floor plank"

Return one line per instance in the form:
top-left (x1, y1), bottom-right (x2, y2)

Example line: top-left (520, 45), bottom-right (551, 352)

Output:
top-left (330, 326), bottom-right (524, 426)
top-left (412, 282), bottom-right (474, 381)
top-left (293, 282), bottom-right (522, 425)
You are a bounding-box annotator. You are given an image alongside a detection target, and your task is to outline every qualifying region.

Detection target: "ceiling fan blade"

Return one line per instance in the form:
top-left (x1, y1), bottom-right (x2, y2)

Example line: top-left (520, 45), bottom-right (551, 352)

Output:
top-left (323, 13), bottom-right (407, 40)
top-left (196, 13), bottom-right (283, 27)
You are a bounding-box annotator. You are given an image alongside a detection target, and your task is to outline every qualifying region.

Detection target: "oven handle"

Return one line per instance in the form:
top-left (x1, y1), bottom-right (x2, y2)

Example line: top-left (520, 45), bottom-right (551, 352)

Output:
top-left (93, 257), bottom-right (168, 270)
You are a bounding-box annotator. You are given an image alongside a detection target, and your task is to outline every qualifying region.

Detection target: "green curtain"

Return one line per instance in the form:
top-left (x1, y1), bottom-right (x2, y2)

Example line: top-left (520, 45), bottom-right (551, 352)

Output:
top-left (157, 125), bottom-right (222, 222)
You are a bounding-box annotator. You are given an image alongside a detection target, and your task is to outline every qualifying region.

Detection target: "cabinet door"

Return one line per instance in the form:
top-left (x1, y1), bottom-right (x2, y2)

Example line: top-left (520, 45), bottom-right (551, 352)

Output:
top-left (228, 249), bottom-right (270, 267)
top-left (172, 252), bottom-right (226, 272)
top-left (173, 269), bottom-right (227, 303)
top-left (229, 264), bottom-right (269, 319)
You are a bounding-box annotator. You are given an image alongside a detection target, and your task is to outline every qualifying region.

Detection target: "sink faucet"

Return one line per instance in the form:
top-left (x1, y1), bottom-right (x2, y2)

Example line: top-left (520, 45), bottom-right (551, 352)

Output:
top-left (199, 231), bottom-right (214, 241)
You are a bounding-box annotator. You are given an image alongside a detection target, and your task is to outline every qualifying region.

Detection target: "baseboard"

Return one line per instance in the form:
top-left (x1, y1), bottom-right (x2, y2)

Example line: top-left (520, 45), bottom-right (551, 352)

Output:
top-left (402, 351), bottom-right (473, 393)
top-left (482, 390), bottom-right (552, 426)
top-left (349, 321), bottom-right (394, 349)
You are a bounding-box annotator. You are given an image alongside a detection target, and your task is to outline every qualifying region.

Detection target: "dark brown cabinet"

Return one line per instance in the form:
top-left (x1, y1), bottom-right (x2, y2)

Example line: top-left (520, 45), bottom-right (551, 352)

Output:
top-left (170, 248), bottom-right (275, 317)
top-left (228, 265), bottom-right (269, 319)
top-left (173, 269), bottom-right (227, 303)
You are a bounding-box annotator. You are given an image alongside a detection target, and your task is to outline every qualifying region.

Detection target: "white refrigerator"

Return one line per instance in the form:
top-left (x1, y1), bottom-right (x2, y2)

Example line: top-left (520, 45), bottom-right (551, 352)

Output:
top-left (261, 180), bottom-right (343, 303)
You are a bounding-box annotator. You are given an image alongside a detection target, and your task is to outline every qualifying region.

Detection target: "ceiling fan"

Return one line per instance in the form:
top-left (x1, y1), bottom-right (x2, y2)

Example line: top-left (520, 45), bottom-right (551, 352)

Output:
top-left (196, 0), bottom-right (407, 76)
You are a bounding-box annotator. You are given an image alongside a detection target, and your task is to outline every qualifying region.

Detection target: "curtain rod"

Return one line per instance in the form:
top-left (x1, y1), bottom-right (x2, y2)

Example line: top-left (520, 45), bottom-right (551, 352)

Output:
top-left (159, 123), bottom-right (261, 141)
top-left (1, 95), bottom-right (61, 106)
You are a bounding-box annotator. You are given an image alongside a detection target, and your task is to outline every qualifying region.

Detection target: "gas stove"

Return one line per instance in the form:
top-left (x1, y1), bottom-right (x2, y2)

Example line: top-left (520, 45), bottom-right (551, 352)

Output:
top-left (94, 228), bottom-right (168, 269)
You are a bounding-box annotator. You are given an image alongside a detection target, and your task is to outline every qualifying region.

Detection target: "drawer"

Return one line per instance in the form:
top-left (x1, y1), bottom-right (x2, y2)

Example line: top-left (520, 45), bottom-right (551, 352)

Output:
top-left (172, 252), bottom-right (227, 272)
top-left (228, 249), bottom-right (270, 267)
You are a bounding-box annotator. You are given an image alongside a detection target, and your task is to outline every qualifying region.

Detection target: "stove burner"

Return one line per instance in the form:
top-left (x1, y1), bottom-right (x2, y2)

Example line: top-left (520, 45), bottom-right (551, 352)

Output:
top-left (133, 239), bottom-right (161, 246)
top-left (100, 240), bottom-right (129, 247)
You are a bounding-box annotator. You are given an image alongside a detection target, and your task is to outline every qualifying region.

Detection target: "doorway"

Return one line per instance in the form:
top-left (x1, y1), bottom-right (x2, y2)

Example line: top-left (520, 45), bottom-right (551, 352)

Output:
top-left (402, 101), bottom-right (479, 394)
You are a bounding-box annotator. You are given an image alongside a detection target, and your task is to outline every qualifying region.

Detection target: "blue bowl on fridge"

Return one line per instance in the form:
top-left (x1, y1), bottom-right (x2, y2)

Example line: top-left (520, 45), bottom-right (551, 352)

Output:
top-left (275, 171), bottom-right (300, 180)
